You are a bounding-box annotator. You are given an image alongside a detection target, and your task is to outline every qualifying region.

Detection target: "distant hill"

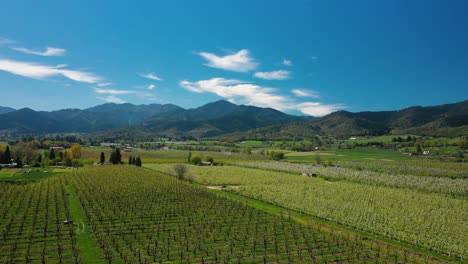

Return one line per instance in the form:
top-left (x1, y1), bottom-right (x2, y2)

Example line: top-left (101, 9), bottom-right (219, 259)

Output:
top-left (0, 106), bottom-right (15, 114)
top-left (0, 100), bottom-right (305, 136)
top-left (143, 100), bottom-right (308, 137)
top-left (0, 103), bottom-right (183, 134)
top-left (220, 100), bottom-right (468, 140)
top-left (1, 100), bottom-right (467, 138)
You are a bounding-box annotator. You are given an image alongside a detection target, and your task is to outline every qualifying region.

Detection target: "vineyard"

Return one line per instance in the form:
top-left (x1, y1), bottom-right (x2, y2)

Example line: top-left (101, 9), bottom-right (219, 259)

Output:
top-left (149, 164), bottom-right (468, 260)
top-left (0, 166), bottom-right (439, 263)
top-left (227, 162), bottom-right (467, 196)
top-left (0, 177), bottom-right (81, 263)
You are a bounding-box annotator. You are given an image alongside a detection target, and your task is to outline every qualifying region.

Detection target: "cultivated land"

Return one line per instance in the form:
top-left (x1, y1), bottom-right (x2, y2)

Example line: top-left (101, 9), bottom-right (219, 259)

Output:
top-left (147, 162), bottom-right (468, 261)
top-left (0, 166), bottom-right (442, 263)
top-left (0, 144), bottom-right (466, 263)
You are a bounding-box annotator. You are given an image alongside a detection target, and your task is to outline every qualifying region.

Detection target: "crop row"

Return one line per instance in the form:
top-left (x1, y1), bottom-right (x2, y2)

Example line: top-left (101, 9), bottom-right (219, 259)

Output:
top-left (69, 166), bottom-right (428, 263)
top-left (149, 164), bottom-right (467, 260)
top-left (229, 162), bottom-right (467, 196)
top-left (0, 178), bottom-right (81, 264)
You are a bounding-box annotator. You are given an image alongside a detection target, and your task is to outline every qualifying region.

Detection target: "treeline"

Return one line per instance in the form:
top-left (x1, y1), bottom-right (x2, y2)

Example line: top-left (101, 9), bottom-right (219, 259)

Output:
top-left (0, 143), bottom-right (82, 168)
top-left (102, 148), bottom-right (142, 166)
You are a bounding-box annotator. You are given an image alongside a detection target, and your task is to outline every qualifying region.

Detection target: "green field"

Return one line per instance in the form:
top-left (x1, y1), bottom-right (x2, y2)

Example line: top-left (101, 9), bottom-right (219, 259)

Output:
top-left (285, 147), bottom-right (412, 162)
top-left (1, 166), bottom-right (444, 263)
top-left (0, 167), bottom-right (71, 182)
top-left (148, 164), bottom-right (468, 260)
top-left (82, 147), bottom-right (269, 164)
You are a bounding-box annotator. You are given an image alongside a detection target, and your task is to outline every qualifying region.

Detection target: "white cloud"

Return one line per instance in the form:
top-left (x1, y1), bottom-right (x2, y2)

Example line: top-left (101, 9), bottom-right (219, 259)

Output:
top-left (254, 70), bottom-right (290, 80)
top-left (0, 38), bottom-right (15, 45)
top-left (180, 78), bottom-right (289, 110)
top-left (198, 49), bottom-right (258, 72)
top-left (283, 59), bottom-right (292, 66)
top-left (292, 89), bottom-right (320, 98)
top-left (147, 84), bottom-right (156, 90)
top-left (0, 59), bottom-right (101, 83)
top-left (139, 72), bottom-right (162, 81)
top-left (94, 88), bottom-right (136, 95)
top-left (12, 46), bottom-right (66, 56)
top-left (97, 82), bottom-right (112, 87)
top-left (297, 102), bottom-right (343, 117)
top-left (181, 77), bottom-right (343, 116)
top-left (97, 95), bottom-right (126, 104)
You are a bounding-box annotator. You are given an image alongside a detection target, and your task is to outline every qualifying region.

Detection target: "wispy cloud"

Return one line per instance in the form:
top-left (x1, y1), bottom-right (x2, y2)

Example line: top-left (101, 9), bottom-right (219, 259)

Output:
top-left (282, 59), bottom-right (292, 66)
top-left (0, 38), bottom-right (15, 45)
top-left (292, 89), bottom-right (320, 98)
top-left (180, 77), bottom-right (343, 116)
top-left (97, 82), bottom-right (112, 87)
top-left (254, 70), bottom-right (290, 80)
top-left (12, 46), bottom-right (66, 56)
top-left (147, 84), bottom-right (156, 90)
top-left (0, 59), bottom-right (101, 83)
top-left (94, 88), bottom-right (136, 95)
top-left (198, 49), bottom-right (258, 72)
top-left (139, 72), bottom-right (162, 81)
top-left (97, 95), bottom-right (126, 104)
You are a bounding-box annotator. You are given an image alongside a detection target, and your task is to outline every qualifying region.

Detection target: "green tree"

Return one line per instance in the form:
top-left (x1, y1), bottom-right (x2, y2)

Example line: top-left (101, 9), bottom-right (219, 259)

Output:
top-left (100, 152), bottom-right (105, 164)
top-left (128, 155), bottom-right (133, 165)
top-left (416, 144), bottom-right (422, 154)
top-left (187, 152), bottom-right (192, 163)
top-left (49, 148), bottom-right (55, 160)
top-left (203, 155), bottom-right (214, 163)
top-left (4, 145), bottom-right (12, 164)
top-left (191, 154), bottom-right (201, 165)
top-left (109, 148), bottom-right (122, 164)
top-left (15, 157), bottom-right (22, 168)
top-left (270, 151), bottom-right (285, 161)
top-left (173, 164), bottom-right (187, 180)
top-left (135, 156), bottom-right (142, 167)
top-left (70, 143), bottom-right (82, 159)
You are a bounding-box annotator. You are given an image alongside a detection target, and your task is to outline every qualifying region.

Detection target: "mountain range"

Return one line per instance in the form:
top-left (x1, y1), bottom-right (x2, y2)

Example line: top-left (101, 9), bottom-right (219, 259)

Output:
top-left (0, 100), bottom-right (467, 138)
top-left (221, 100), bottom-right (468, 140)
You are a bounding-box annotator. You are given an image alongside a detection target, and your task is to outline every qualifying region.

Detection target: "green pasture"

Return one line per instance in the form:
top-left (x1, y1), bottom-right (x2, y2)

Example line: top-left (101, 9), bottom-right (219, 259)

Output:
top-left (0, 167), bottom-right (70, 182)
top-left (286, 147), bottom-right (411, 162)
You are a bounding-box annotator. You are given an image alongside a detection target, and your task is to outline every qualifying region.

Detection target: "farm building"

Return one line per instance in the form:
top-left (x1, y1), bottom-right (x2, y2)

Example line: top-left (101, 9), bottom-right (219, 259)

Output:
top-left (49, 146), bottom-right (64, 151)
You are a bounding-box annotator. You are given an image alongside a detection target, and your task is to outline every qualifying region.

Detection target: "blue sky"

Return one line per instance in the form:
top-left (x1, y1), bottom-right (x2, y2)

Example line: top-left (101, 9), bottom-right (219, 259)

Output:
top-left (0, 0), bottom-right (467, 116)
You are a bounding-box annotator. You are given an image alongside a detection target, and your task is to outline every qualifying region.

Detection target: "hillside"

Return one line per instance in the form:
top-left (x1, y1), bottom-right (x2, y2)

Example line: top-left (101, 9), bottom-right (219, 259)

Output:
top-left (0, 106), bottom-right (15, 114)
top-left (0, 100), bottom-right (306, 136)
top-left (220, 100), bottom-right (468, 140)
top-left (0, 103), bottom-right (182, 134)
top-left (143, 100), bottom-right (308, 137)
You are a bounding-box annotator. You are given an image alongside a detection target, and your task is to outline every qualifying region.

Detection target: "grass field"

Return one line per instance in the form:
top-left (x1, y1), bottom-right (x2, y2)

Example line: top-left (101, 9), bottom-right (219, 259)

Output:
top-left (0, 167), bottom-right (71, 182)
top-left (285, 147), bottom-right (412, 162)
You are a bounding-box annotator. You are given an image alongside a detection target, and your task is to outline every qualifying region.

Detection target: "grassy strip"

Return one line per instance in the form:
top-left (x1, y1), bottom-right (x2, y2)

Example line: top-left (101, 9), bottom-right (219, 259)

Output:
top-left (64, 182), bottom-right (105, 264)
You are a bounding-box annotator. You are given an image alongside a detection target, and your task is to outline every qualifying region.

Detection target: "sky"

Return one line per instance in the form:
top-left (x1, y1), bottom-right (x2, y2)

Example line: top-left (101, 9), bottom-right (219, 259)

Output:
top-left (0, 0), bottom-right (467, 116)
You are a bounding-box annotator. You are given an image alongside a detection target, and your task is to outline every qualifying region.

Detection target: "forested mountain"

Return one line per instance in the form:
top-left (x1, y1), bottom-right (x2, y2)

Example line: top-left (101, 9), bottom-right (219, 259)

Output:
top-left (1, 100), bottom-right (466, 138)
top-left (0, 103), bottom-right (182, 134)
top-left (220, 100), bottom-right (468, 140)
top-left (0, 100), bottom-right (306, 136)
top-left (0, 106), bottom-right (15, 114)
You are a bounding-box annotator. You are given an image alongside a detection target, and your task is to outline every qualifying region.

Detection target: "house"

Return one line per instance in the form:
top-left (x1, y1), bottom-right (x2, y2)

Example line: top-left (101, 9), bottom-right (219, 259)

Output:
top-left (0, 163), bottom-right (17, 168)
top-left (199, 161), bottom-right (213, 166)
top-left (422, 150), bottom-right (431, 156)
top-left (50, 146), bottom-right (64, 151)
top-left (123, 147), bottom-right (133, 152)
